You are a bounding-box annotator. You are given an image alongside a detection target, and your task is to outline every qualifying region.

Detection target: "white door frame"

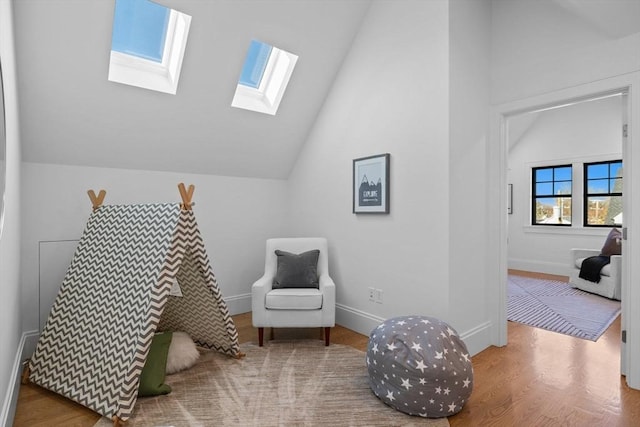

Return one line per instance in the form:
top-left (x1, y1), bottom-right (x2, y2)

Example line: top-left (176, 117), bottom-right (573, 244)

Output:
top-left (488, 72), bottom-right (640, 388)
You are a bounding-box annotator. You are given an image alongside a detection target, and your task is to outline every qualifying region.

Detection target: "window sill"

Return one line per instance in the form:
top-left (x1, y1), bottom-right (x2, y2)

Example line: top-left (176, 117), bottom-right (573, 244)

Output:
top-left (522, 225), bottom-right (610, 237)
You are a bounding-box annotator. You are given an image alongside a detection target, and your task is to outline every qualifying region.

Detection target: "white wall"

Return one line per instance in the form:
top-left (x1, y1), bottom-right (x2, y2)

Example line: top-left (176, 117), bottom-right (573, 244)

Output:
top-left (287, 0), bottom-right (491, 354)
top-left (20, 163), bottom-right (288, 333)
top-left (507, 95), bottom-right (623, 275)
top-left (0, 1), bottom-right (23, 425)
top-left (491, 0), bottom-right (640, 104)
top-left (448, 0), bottom-right (491, 338)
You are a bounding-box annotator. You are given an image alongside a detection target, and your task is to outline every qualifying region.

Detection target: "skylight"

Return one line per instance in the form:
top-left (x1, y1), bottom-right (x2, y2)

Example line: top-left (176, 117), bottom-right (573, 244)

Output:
top-left (239, 40), bottom-right (272, 88)
top-left (108, 0), bottom-right (192, 95)
top-left (232, 40), bottom-right (298, 115)
top-left (111, 0), bottom-right (169, 62)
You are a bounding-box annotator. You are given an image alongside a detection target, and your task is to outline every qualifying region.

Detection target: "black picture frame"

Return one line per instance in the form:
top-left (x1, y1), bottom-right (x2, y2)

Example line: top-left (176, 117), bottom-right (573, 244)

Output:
top-left (353, 153), bottom-right (390, 214)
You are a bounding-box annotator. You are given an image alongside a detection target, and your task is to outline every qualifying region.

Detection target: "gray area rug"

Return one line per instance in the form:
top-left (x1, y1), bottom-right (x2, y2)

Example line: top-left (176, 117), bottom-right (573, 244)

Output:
top-left (508, 275), bottom-right (621, 341)
top-left (94, 340), bottom-right (449, 426)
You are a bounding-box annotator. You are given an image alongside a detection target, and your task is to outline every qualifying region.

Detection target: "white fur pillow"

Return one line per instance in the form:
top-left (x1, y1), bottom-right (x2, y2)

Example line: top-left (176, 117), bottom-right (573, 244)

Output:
top-left (166, 331), bottom-right (200, 374)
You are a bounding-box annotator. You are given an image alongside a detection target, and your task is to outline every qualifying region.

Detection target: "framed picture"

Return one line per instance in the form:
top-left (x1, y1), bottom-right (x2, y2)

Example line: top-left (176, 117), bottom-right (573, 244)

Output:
top-left (353, 153), bottom-right (390, 214)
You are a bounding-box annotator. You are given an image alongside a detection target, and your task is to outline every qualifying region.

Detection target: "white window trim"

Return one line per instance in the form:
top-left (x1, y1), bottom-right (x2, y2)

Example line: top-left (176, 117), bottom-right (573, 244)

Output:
top-left (232, 47), bottom-right (298, 115)
top-left (108, 10), bottom-right (191, 95)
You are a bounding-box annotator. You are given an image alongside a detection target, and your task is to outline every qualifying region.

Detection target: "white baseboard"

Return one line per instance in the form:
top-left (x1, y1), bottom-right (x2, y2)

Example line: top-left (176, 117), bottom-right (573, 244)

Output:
top-left (509, 258), bottom-right (572, 277)
top-left (335, 304), bottom-right (385, 338)
top-left (224, 293), bottom-right (251, 316)
top-left (1, 330), bottom-right (38, 427)
top-left (336, 304), bottom-right (492, 357)
top-left (459, 321), bottom-right (492, 356)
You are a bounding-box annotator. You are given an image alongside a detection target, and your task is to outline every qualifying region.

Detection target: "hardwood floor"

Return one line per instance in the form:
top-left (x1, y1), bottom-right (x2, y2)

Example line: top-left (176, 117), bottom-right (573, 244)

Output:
top-left (14, 273), bottom-right (640, 426)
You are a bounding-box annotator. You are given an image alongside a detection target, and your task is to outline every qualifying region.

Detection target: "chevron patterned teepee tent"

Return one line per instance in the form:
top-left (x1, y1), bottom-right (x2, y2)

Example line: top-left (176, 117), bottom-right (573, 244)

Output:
top-left (27, 185), bottom-right (240, 425)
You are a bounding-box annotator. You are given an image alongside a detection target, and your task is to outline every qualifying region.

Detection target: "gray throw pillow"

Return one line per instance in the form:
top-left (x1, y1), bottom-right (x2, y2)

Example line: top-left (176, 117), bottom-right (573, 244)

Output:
top-left (273, 249), bottom-right (320, 289)
top-left (601, 228), bottom-right (622, 256)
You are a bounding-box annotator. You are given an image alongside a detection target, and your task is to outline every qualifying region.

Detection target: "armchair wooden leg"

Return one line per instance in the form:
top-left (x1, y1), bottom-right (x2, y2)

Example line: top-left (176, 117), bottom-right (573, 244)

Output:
top-left (258, 327), bottom-right (264, 347)
top-left (324, 327), bottom-right (331, 346)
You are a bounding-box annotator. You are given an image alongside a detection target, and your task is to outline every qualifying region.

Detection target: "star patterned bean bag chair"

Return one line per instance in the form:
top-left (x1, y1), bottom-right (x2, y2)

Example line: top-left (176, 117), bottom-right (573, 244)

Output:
top-left (366, 315), bottom-right (473, 418)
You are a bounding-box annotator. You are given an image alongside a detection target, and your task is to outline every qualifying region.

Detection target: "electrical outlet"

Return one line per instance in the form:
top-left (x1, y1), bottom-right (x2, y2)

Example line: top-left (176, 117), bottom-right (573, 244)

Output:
top-left (375, 288), bottom-right (383, 304)
top-left (368, 287), bottom-right (375, 302)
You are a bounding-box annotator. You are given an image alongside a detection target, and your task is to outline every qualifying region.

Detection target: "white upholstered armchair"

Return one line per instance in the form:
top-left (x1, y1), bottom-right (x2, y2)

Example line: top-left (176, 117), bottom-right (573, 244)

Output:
top-left (251, 238), bottom-right (336, 346)
top-left (569, 248), bottom-right (622, 300)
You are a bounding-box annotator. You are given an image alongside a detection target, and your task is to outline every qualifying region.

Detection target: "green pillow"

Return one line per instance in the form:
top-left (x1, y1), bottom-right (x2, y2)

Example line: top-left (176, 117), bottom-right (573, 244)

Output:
top-left (138, 331), bottom-right (173, 397)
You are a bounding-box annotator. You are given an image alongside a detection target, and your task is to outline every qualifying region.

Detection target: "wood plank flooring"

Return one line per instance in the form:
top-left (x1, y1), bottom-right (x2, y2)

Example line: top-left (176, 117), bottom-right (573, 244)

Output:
top-left (13, 271), bottom-right (640, 426)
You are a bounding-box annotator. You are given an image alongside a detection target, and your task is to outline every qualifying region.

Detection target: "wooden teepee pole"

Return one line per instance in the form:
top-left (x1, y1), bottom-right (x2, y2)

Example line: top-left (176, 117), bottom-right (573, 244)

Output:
top-left (178, 183), bottom-right (195, 210)
top-left (87, 189), bottom-right (106, 212)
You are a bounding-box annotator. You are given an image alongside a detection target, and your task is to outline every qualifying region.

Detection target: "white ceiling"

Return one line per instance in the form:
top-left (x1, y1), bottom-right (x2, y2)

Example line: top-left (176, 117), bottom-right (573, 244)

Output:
top-left (14, 0), bottom-right (371, 179)
top-left (551, 0), bottom-right (640, 38)
top-left (14, 0), bottom-right (640, 180)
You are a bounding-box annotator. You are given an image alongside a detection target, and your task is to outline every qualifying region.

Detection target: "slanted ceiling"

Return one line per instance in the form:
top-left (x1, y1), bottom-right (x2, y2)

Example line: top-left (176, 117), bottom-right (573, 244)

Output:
top-left (551, 0), bottom-right (640, 38)
top-left (14, 0), bottom-right (371, 179)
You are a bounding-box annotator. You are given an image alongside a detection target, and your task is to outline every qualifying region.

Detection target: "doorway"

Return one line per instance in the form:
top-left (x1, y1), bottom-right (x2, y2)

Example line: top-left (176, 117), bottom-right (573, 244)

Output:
top-left (506, 94), bottom-right (624, 275)
top-left (488, 72), bottom-right (640, 389)
top-left (506, 92), bottom-right (625, 364)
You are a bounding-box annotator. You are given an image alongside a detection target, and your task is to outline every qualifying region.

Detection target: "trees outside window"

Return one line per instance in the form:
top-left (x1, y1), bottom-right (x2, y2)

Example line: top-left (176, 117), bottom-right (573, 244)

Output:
top-left (532, 165), bottom-right (572, 225)
top-left (584, 160), bottom-right (623, 227)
